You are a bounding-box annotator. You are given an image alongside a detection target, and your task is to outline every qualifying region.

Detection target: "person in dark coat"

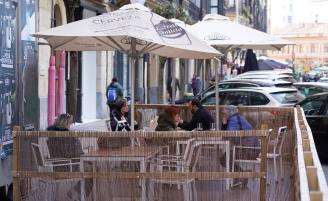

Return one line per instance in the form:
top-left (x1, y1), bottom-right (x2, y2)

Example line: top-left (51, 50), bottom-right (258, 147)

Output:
top-left (46, 113), bottom-right (92, 199)
top-left (178, 99), bottom-right (214, 131)
top-left (156, 106), bottom-right (181, 131)
top-left (47, 113), bottom-right (83, 159)
top-left (243, 49), bottom-right (259, 73)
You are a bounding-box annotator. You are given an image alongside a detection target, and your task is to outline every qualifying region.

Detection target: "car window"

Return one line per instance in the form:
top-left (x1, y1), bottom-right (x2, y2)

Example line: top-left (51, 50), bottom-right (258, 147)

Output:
top-left (300, 97), bottom-right (326, 115)
top-left (270, 91), bottom-right (300, 104)
top-left (250, 92), bottom-right (270, 105)
top-left (201, 92), bottom-right (226, 105)
top-left (295, 86), bottom-right (328, 96)
top-left (234, 83), bottom-right (258, 88)
top-left (221, 91), bottom-right (249, 106)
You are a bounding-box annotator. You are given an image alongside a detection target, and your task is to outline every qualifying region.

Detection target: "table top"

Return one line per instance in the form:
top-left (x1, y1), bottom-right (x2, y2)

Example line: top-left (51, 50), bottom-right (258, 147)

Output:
top-left (81, 146), bottom-right (160, 158)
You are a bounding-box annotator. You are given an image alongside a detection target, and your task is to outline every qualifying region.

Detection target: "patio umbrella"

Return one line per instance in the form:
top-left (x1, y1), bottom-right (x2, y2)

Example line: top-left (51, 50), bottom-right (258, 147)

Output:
top-left (190, 14), bottom-right (292, 50)
top-left (257, 58), bottom-right (291, 70)
top-left (189, 14), bottom-right (292, 129)
top-left (33, 3), bottom-right (220, 130)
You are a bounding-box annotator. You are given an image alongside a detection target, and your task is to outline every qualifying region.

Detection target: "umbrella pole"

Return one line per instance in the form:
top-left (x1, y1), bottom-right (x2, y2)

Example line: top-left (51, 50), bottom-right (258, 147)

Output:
top-left (214, 57), bottom-right (221, 130)
top-left (130, 38), bottom-right (137, 131)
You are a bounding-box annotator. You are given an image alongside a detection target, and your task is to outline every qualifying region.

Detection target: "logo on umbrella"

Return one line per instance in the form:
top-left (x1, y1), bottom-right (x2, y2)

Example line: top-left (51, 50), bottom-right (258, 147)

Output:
top-left (204, 33), bottom-right (230, 41)
top-left (153, 20), bottom-right (191, 45)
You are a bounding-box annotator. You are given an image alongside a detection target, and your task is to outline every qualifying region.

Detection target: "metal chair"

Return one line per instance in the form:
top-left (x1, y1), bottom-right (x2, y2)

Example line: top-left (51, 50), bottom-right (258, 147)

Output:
top-left (148, 139), bottom-right (200, 201)
top-left (31, 143), bottom-right (81, 201)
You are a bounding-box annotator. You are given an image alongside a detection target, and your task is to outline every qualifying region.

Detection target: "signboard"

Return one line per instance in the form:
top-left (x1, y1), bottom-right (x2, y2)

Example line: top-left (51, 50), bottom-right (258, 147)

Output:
top-left (0, 0), bottom-right (16, 150)
top-left (20, 0), bottom-right (38, 130)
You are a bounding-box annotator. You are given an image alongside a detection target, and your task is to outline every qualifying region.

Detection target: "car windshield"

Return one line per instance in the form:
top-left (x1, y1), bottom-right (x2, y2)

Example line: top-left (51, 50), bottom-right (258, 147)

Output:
top-left (270, 91), bottom-right (303, 103)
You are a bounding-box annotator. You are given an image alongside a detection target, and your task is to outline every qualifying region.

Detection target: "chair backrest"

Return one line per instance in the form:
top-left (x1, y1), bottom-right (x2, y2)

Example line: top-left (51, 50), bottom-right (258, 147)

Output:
top-left (31, 143), bottom-right (46, 171)
top-left (182, 140), bottom-right (201, 172)
top-left (274, 126), bottom-right (287, 155)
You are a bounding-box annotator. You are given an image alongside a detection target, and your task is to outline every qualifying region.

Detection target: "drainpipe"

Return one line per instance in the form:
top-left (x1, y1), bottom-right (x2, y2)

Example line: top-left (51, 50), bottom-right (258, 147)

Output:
top-left (48, 56), bottom-right (56, 125)
top-left (56, 51), bottom-right (65, 115)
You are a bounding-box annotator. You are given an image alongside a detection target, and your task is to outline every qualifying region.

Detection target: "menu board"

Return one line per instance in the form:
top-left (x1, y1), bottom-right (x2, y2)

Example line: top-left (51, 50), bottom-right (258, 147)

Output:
top-left (0, 0), bottom-right (16, 147)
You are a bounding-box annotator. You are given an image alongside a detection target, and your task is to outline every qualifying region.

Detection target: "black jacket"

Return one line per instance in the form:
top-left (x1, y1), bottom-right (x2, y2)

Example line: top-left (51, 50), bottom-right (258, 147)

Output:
top-left (178, 107), bottom-right (214, 131)
top-left (46, 126), bottom-right (83, 159)
top-left (110, 109), bottom-right (131, 131)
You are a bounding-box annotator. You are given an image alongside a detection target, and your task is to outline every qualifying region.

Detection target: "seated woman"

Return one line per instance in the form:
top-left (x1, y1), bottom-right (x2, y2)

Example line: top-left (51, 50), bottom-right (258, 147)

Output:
top-left (98, 99), bottom-right (131, 149)
top-left (47, 113), bottom-right (83, 159)
top-left (146, 106), bottom-right (181, 148)
top-left (156, 105), bottom-right (181, 131)
top-left (46, 113), bottom-right (92, 199)
top-left (110, 99), bottom-right (131, 131)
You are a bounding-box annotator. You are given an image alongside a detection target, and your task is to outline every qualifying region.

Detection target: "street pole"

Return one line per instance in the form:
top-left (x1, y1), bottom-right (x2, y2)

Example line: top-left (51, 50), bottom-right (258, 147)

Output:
top-left (236, 0), bottom-right (239, 23)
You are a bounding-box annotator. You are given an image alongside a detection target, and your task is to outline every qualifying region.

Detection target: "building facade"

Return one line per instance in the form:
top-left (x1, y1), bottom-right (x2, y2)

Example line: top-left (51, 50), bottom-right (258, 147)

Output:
top-left (270, 23), bottom-right (328, 71)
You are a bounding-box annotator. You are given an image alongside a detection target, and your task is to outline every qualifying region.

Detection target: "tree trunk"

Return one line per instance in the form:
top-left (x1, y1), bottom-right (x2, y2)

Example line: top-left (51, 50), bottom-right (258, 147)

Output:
top-left (64, 0), bottom-right (80, 121)
top-left (67, 52), bottom-right (78, 119)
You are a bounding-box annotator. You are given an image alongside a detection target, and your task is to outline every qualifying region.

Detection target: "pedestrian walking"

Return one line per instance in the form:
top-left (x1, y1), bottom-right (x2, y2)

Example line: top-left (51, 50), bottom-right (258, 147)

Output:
top-left (191, 75), bottom-right (201, 96)
top-left (106, 77), bottom-right (123, 111)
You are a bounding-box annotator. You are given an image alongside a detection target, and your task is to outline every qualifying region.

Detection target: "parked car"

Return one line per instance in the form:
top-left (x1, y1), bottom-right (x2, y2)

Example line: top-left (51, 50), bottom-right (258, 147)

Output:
top-left (319, 77), bottom-right (328, 83)
top-left (297, 93), bottom-right (328, 159)
top-left (234, 74), bottom-right (296, 83)
top-left (201, 87), bottom-right (304, 107)
top-left (196, 79), bottom-right (293, 100)
top-left (239, 70), bottom-right (293, 77)
top-left (293, 82), bottom-right (328, 97)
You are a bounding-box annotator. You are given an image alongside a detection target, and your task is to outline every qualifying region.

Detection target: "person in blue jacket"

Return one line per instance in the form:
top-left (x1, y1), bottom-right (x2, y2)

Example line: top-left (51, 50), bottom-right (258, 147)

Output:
top-left (220, 105), bottom-right (259, 188)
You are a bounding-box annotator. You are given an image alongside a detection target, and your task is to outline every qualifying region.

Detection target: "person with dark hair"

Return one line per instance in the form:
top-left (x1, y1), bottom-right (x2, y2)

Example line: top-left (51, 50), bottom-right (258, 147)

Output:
top-left (110, 99), bottom-right (131, 131)
top-left (156, 105), bottom-right (181, 131)
top-left (106, 77), bottom-right (124, 110)
top-left (178, 99), bottom-right (214, 131)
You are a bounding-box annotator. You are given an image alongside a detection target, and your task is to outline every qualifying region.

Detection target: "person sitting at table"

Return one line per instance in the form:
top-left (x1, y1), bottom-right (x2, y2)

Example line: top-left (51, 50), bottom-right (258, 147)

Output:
top-left (98, 99), bottom-right (131, 149)
top-left (110, 99), bottom-right (131, 131)
top-left (177, 98), bottom-right (214, 131)
top-left (156, 105), bottom-right (181, 131)
top-left (220, 105), bottom-right (259, 188)
top-left (46, 113), bottom-right (92, 200)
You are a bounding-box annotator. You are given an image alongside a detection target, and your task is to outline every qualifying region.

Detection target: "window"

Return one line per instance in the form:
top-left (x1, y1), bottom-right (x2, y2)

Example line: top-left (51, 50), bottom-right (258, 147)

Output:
top-left (287, 16), bottom-right (292, 24)
top-left (271, 91), bottom-right (299, 104)
top-left (300, 97), bottom-right (326, 115)
top-left (299, 45), bottom-right (303, 53)
top-left (324, 44), bottom-right (328, 53)
top-left (311, 44), bottom-right (316, 53)
top-left (250, 92), bottom-right (270, 105)
top-left (221, 91), bottom-right (249, 106)
top-left (210, 0), bottom-right (218, 14)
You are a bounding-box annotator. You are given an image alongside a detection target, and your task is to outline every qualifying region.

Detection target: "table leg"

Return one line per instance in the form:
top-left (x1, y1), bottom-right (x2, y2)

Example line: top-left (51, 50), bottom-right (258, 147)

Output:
top-left (92, 161), bottom-right (97, 201)
top-left (226, 141), bottom-right (230, 190)
top-left (140, 159), bottom-right (146, 201)
top-left (81, 159), bottom-right (86, 201)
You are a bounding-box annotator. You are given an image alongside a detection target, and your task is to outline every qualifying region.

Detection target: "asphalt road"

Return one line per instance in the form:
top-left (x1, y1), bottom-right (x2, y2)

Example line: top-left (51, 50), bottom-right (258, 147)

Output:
top-left (322, 162), bottom-right (328, 182)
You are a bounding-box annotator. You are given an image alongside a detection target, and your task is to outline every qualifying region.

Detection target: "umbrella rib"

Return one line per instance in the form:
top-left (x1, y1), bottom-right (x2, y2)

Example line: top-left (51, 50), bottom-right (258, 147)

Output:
top-left (93, 37), bottom-right (121, 51)
top-left (139, 43), bottom-right (156, 54)
top-left (52, 36), bottom-right (78, 49)
top-left (271, 45), bottom-right (282, 51)
top-left (144, 45), bottom-right (165, 54)
top-left (106, 36), bottom-right (128, 54)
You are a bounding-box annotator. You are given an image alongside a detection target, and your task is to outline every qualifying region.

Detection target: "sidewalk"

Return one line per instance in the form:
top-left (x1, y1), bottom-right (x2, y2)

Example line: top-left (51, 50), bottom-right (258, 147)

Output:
top-left (71, 119), bottom-right (108, 131)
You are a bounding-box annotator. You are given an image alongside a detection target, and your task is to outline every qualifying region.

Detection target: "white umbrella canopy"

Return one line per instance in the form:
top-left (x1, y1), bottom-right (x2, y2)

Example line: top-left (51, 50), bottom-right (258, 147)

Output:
top-left (33, 3), bottom-right (220, 131)
top-left (190, 14), bottom-right (292, 130)
top-left (33, 4), bottom-right (220, 59)
top-left (190, 14), bottom-right (292, 51)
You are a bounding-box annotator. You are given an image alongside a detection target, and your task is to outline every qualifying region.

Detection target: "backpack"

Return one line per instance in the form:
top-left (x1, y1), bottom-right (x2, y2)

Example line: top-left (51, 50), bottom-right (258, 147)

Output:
top-left (107, 86), bottom-right (117, 104)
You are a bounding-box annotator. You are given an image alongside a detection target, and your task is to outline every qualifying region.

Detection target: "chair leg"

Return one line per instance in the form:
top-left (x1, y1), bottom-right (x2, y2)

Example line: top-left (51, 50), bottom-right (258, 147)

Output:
top-left (280, 156), bottom-right (283, 180)
top-left (148, 180), bottom-right (155, 201)
top-left (274, 157), bottom-right (277, 182)
top-left (192, 180), bottom-right (198, 201)
top-left (183, 182), bottom-right (190, 201)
